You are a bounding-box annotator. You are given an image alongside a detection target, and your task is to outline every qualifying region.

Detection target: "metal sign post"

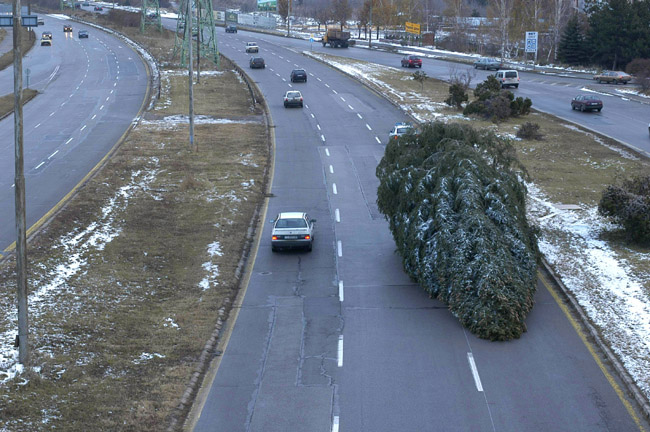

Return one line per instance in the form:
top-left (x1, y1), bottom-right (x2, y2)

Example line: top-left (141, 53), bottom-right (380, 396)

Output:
top-left (525, 31), bottom-right (538, 70)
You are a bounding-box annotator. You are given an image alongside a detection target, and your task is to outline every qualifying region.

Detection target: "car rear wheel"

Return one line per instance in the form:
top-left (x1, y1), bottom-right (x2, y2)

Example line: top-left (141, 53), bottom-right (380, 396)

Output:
top-left (571, 104), bottom-right (575, 110)
top-left (580, 105), bottom-right (585, 112)
top-left (597, 108), bottom-right (602, 112)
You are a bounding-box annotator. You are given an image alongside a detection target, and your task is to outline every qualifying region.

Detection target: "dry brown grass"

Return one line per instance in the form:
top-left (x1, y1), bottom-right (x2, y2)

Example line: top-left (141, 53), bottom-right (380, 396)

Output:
top-left (0, 27), bottom-right (36, 71)
top-left (0, 13), bottom-right (269, 432)
top-left (0, 88), bottom-right (39, 119)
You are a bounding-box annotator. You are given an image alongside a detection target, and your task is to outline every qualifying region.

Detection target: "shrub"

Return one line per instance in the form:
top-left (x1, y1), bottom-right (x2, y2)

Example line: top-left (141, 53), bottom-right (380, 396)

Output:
top-left (376, 122), bottom-right (539, 341)
top-left (516, 122), bottom-right (543, 140)
top-left (463, 76), bottom-right (532, 123)
top-left (626, 58), bottom-right (650, 92)
top-left (598, 176), bottom-right (650, 244)
top-left (445, 83), bottom-right (468, 109)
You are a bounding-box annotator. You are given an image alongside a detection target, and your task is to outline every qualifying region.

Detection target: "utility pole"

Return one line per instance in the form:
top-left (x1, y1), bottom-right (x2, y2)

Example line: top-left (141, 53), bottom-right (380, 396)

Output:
top-left (196, 0), bottom-right (201, 83)
top-left (287, 0), bottom-right (291, 37)
top-left (186, 0), bottom-right (195, 151)
top-left (13, 0), bottom-right (30, 366)
top-left (368, 0), bottom-right (372, 49)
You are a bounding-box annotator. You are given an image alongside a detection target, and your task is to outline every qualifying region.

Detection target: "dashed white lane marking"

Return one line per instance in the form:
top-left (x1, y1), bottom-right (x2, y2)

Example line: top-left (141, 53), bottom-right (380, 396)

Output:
top-left (81, 125), bottom-right (87, 131)
top-left (337, 240), bottom-right (342, 257)
top-left (311, 113), bottom-right (315, 118)
top-left (34, 123), bottom-right (41, 129)
top-left (321, 135), bottom-right (326, 142)
top-left (100, 105), bottom-right (104, 110)
top-left (340, 96), bottom-right (345, 102)
top-left (348, 105), bottom-right (354, 110)
top-left (332, 183), bottom-right (337, 194)
top-left (375, 137), bottom-right (381, 144)
top-left (329, 165), bottom-right (333, 173)
top-left (325, 83), bottom-right (330, 88)
top-left (35, 161), bottom-right (44, 170)
top-left (65, 138), bottom-right (73, 145)
top-left (276, 73), bottom-right (281, 77)
top-left (325, 148), bottom-right (330, 156)
top-left (91, 114), bottom-right (96, 120)
top-left (337, 335), bottom-right (343, 366)
top-left (317, 77), bottom-right (322, 81)
top-left (288, 83), bottom-right (292, 88)
top-left (49, 112), bottom-right (55, 117)
top-left (338, 281), bottom-right (344, 301)
top-left (332, 89), bottom-right (338, 94)
top-left (317, 124), bottom-right (321, 131)
top-left (48, 150), bottom-right (58, 159)
top-left (357, 113), bottom-right (363, 119)
top-left (467, 353), bottom-right (484, 392)
top-left (106, 96), bottom-right (110, 101)
top-left (294, 63), bottom-right (299, 67)
top-left (335, 208), bottom-right (340, 222)
top-left (309, 73), bottom-right (314, 76)
top-left (366, 124), bottom-right (372, 130)
top-left (282, 78), bottom-right (287, 82)
top-left (305, 104), bottom-right (309, 109)
top-left (332, 415), bottom-right (340, 432)
top-left (279, 55), bottom-right (284, 59)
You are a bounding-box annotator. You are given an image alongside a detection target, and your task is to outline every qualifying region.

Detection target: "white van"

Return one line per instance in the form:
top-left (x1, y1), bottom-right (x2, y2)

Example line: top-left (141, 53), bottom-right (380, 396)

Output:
top-left (495, 70), bottom-right (519, 89)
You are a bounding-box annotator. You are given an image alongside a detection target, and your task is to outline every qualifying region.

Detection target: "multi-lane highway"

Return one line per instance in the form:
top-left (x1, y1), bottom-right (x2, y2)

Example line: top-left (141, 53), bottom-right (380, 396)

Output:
top-left (0, 15), bottom-right (149, 254)
top-left (189, 28), bottom-right (650, 431)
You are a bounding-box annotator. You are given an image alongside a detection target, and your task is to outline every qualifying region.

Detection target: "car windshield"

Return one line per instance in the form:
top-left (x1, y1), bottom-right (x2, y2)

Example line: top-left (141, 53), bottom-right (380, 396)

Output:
top-left (276, 218), bottom-right (307, 228)
top-left (396, 127), bottom-right (411, 134)
top-left (286, 92), bottom-right (301, 98)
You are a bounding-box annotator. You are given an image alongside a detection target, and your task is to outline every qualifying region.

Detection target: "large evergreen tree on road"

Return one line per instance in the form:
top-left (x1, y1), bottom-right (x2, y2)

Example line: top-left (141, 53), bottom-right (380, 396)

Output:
top-left (376, 122), bottom-right (539, 341)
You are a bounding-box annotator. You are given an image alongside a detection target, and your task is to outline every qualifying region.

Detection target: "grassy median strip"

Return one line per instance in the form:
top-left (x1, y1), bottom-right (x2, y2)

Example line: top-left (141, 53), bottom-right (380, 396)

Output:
top-left (0, 22), bottom-right (269, 432)
top-left (0, 88), bottom-right (39, 119)
top-left (0, 27), bottom-right (36, 72)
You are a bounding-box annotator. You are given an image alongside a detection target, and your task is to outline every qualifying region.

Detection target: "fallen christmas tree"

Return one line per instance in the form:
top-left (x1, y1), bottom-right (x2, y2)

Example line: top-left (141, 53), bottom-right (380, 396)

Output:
top-left (376, 122), bottom-right (539, 341)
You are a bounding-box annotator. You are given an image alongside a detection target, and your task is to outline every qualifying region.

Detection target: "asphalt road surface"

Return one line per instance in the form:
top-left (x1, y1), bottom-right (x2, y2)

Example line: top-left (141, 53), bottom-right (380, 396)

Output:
top-left (190, 28), bottom-right (650, 432)
top-left (0, 15), bottom-right (148, 254)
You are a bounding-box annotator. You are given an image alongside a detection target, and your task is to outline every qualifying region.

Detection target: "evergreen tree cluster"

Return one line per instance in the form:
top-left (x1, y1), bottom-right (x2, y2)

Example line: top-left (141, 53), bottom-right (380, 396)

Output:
top-left (598, 175), bottom-right (650, 244)
top-left (463, 76), bottom-right (532, 123)
top-left (376, 122), bottom-right (540, 341)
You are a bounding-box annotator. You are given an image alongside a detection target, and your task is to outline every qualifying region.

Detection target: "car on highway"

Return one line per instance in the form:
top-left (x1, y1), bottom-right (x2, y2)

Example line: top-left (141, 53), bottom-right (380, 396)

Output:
top-left (63, 24), bottom-right (72, 32)
top-left (290, 69), bottom-right (307, 82)
top-left (245, 42), bottom-right (259, 53)
top-left (473, 57), bottom-right (503, 70)
top-left (401, 55), bottom-right (422, 68)
top-left (94, 5), bottom-right (103, 10)
top-left (78, 30), bottom-right (89, 39)
top-left (225, 25), bottom-right (237, 33)
top-left (41, 31), bottom-right (52, 40)
top-left (249, 57), bottom-right (265, 69)
top-left (270, 212), bottom-right (316, 252)
top-left (283, 90), bottom-right (303, 108)
top-left (571, 95), bottom-right (603, 112)
top-left (495, 69), bottom-right (519, 88)
top-left (388, 122), bottom-right (415, 140)
top-left (593, 71), bottom-right (632, 84)
top-left (40, 37), bottom-right (52, 46)
top-left (37, 17), bottom-right (44, 25)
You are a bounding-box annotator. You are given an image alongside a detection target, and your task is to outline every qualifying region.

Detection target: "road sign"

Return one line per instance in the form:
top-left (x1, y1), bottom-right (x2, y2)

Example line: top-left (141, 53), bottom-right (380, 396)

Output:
top-left (405, 22), bottom-right (421, 35)
top-left (0, 15), bottom-right (38, 27)
top-left (525, 31), bottom-right (538, 53)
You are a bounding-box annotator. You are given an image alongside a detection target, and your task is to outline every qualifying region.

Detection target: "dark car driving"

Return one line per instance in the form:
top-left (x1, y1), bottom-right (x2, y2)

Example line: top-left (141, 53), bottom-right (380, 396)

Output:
top-left (473, 57), bottom-right (503, 70)
top-left (571, 95), bottom-right (603, 112)
top-left (225, 25), bottom-right (237, 33)
top-left (249, 57), bottom-right (265, 69)
top-left (78, 30), bottom-right (89, 38)
top-left (290, 69), bottom-right (307, 82)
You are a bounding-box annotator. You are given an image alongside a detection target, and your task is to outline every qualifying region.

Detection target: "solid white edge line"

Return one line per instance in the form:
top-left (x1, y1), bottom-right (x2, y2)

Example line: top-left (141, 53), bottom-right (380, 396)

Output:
top-left (333, 183), bottom-right (337, 195)
top-left (337, 240), bottom-right (342, 257)
top-left (337, 336), bottom-right (343, 367)
top-left (335, 208), bottom-right (340, 222)
top-left (467, 352), bottom-right (484, 392)
top-left (332, 416), bottom-right (340, 432)
top-left (338, 281), bottom-right (344, 302)
top-left (329, 165), bottom-right (333, 174)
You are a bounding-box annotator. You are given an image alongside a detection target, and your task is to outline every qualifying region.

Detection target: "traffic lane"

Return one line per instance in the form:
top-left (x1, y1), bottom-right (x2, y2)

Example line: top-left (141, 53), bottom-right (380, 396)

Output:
top-left (0, 26), bottom-right (148, 252)
top-left (194, 49), bottom-right (339, 431)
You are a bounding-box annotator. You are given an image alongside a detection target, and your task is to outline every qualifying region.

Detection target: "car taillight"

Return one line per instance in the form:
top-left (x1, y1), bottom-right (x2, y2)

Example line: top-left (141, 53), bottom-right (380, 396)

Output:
top-left (304, 235), bottom-right (310, 240)
top-left (272, 235), bottom-right (278, 240)
top-left (300, 97), bottom-right (303, 101)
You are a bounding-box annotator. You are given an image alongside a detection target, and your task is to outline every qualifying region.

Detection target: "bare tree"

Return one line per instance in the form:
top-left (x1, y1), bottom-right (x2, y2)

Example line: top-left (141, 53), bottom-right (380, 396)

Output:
top-left (489, 0), bottom-right (515, 60)
top-left (312, 3), bottom-right (332, 31)
top-left (357, 0), bottom-right (371, 38)
top-left (332, 0), bottom-right (353, 30)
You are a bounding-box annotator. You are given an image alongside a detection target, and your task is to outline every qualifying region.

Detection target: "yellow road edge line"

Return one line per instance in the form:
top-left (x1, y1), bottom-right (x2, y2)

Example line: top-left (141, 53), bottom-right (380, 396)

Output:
top-left (2, 34), bottom-right (153, 257)
top-left (185, 72), bottom-right (276, 431)
top-left (540, 271), bottom-right (647, 432)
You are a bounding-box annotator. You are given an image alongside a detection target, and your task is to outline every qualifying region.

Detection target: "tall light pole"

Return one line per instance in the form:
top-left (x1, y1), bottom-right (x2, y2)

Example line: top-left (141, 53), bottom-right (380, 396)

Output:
top-left (186, 0), bottom-right (195, 151)
top-left (13, 0), bottom-right (30, 366)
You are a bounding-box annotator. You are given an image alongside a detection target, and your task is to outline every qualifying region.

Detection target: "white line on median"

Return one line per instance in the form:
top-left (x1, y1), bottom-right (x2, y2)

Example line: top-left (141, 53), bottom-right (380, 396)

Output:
top-left (337, 240), bottom-right (342, 257)
top-left (337, 335), bottom-right (343, 366)
top-left (333, 183), bottom-right (337, 194)
top-left (338, 281), bottom-right (344, 302)
top-left (467, 353), bottom-right (484, 392)
top-left (335, 208), bottom-right (340, 222)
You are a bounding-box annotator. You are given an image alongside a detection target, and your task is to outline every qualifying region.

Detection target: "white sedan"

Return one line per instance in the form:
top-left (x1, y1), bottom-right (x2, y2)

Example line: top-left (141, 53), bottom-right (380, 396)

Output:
top-left (270, 212), bottom-right (316, 252)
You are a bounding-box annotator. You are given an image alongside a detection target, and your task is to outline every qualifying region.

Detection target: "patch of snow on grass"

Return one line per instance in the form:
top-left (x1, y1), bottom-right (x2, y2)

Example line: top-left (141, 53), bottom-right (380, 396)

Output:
top-left (141, 115), bottom-right (259, 129)
top-left (133, 352), bottom-right (165, 365)
top-left (527, 183), bottom-right (650, 399)
top-left (200, 242), bottom-right (223, 291)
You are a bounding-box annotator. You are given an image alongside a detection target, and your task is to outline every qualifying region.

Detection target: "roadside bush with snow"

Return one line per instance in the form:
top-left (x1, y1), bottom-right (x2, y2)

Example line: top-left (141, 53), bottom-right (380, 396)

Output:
top-left (598, 175), bottom-right (650, 244)
top-left (376, 122), bottom-right (540, 340)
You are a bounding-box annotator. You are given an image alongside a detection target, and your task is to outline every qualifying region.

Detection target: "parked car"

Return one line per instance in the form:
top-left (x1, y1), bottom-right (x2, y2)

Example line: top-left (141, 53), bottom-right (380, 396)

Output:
top-left (401, 55), bottom-right (422, 68)
top-left (41, 31), bottom-right (52, 40)
top-left (388, 122), bottom-right (415, 140)
top-left (63, 24), bottom-right (72, 32)
top-left (249, 57), bottom-right (265, 69)
top-left (571, 95), bottom-right (603, 112)
top-left (245, 42), bottom-right (259, 53)
top-left (473, 57), bottom-right (503, 70)
top-left (40, 37), bottom-right (52, 46)
top-left (284, 90), bottom-right (303, 108)
top-left (225, 25), bottom-right (237, 33)
top-left (270, 212), bottom-right (316, 252)
top-left (78, 30), bottom-right (89, 39)
top-left (290, 69), bottom-right (307, 82)
top-left (495, 70), bottom-right (519, 88)
top-left (593, 71), bottom-right (632, 84)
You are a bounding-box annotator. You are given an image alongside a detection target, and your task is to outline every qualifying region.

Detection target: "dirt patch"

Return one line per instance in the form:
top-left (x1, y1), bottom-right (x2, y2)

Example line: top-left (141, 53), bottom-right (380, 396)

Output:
top-left (0, 15), bottom-right (270, 432)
